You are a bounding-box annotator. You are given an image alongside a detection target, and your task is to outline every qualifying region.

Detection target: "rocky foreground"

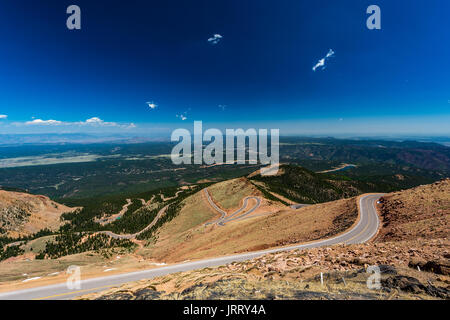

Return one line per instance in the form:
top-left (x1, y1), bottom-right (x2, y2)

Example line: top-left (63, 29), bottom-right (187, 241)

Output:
top-left (79, 239), bottom-right (449, 300)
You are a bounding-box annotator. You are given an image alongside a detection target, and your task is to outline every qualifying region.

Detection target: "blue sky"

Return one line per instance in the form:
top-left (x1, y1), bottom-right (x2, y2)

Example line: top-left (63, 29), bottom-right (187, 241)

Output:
top-left (0, 0), bottom-right (449, 136)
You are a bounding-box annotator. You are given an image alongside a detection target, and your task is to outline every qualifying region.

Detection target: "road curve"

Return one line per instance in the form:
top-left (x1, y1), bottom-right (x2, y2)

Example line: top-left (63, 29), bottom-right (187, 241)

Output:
top-left (98, 205), bottom-right (168, 240)
top-left (0, 194), bottom-right (383, 300)
top-left (203, 189), bottom-right (228, 225)
top-left (219, 197), bottom-right (261, 225)
top-left (203, 188), bottom-right (262, 226)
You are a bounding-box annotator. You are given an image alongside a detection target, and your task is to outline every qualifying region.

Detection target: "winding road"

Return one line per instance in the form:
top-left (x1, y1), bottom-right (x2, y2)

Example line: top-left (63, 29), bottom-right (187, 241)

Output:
top-left (95, 199), bottom-right (133, 226)
top-left (0, 193), bottom-right (383, 300)
top-left (203, 188), bottom-right (262, 226)
top-left (98, 205), bottom-right (168, 240)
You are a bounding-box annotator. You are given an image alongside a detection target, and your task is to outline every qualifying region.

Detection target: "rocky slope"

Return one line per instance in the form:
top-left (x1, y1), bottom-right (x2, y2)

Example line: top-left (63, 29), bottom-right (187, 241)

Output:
top-left (0, 190), bottom-right (75, 237)
top-left (376, 178), bottom-right (449, 242)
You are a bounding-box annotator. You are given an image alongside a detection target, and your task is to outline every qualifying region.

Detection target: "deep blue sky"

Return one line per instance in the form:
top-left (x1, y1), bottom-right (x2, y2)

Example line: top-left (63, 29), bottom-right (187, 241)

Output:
top-left (0, 0), bottom-right (449, 136)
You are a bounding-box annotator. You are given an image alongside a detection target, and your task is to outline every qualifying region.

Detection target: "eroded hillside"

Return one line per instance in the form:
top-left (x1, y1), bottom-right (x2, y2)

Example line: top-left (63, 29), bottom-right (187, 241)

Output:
top-left (376, 179), bottom-right (450, 242)
top-left (0, 190), bottom-right (75, 237)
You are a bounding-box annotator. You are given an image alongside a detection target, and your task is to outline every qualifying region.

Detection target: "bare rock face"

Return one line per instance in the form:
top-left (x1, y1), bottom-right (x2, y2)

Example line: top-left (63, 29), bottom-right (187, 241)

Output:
top-left (0, 190), bottom-right (75, 237)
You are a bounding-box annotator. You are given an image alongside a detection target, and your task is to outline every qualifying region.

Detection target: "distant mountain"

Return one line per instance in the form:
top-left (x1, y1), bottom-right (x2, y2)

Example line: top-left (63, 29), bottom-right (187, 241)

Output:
top-left (0, 133), bottom-right (161, 146)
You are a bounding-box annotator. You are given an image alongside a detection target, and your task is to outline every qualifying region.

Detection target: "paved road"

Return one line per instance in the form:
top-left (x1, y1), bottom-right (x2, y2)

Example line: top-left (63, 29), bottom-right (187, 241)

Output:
top-left (203, 188), bottom-right (262, 226)
top-left (219, 197), bottom-right (261, 225)
top-left (97, 205), bottom-right (168, 240)
top-left (0, 194), bottom-right (383, 300)
top-left (203, 189), bottom-right (228, 225)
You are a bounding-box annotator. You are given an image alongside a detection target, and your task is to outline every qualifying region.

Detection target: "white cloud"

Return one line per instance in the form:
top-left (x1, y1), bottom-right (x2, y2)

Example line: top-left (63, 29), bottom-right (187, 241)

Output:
top-left (146, 101), bottom-right (157, 109)
top-left (77, 117), bottom-right (124, 127)
top-left (21, 117), bottom-right (135, 129)
top-left (83, 117), bottom-right (112, 125)
top-left (312, 49), bottom-right (335, 72)
top-left (176, 112), bottom-right (188, 121)
top-left (312, 59), bottom-right (325, 72)
top-left (218, 105), bottom-right (227, 111)
top-left (325, 49), bottom-right (335, 59)
top-left (0, 115), bottom-right (7, 119)
top-left (176, 108), bottom-right (189, 121)
top-left (25, 119), bottom-right (63, 125)
top-left (85, 117), bottom-right (103, 124)
top-left (208, 34), bottom-right (223, 45)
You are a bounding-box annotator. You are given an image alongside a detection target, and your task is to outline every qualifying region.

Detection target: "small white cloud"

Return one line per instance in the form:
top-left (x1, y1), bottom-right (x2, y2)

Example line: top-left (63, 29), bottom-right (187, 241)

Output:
top-left (312, 49), bottom-right (335, 72)
top-left (79, 117), bottom-right (119, 127)
top-left (25, 119), bottom-right (63, 126)
top-left (218, 105), bottom-right (226, 111)
top-left (325, 49), bottom-right (335, 59)
top-left (0, 115), bottom-right (7, 119)
top-left (176, 112), bottom-right (188, 121)
top-left (312, 59), bottom-right (325, 72)
top-left (208, 34), bottom-right (223, 45)
top-left (85, 117), bottom-right (104, 124)
top-left (146, 101), bottom-right (157, 109)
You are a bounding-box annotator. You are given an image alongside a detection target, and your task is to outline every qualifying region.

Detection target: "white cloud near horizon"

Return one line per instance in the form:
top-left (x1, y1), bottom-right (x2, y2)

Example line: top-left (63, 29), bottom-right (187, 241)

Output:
top-left (208, 34), bottom-right (223, 45)
top-left (0, 115), bottom-right (7, 119)
top-left (312, 49), bottom-right (335, 72)
top-left (25, 119), bottom-right (63, 125)
top-left (21, 117), bottom-right (135, 129)
top-left (79, 117), bottom-right (117, 126)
